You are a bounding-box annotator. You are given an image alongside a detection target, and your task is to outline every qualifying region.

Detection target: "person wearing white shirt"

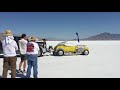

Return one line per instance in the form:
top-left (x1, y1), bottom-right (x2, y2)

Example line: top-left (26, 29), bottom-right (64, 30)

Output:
top-left (18, 34), bottom-right (28, 74)
top-left (2, 30), bottom-right (18, 78)
top-left (26, 36), bottom-right (39, 78)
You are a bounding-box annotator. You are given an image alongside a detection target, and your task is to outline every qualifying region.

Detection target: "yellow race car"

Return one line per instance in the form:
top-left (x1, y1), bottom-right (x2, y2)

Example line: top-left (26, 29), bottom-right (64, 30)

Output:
top-left (53, 41), bottom-right (89, 56)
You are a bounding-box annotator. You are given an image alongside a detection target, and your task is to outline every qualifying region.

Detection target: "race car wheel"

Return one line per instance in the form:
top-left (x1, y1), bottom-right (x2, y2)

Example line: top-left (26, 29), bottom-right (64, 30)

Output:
top-left (57, 49), bottom-right (64, 56)
top-left (83, 50), bottom-right (89, 55)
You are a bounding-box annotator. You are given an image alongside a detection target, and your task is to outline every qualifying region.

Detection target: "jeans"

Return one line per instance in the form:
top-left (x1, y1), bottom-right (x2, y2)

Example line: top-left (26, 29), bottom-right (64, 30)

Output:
top-left (26, 54), bottom-right (38, 78)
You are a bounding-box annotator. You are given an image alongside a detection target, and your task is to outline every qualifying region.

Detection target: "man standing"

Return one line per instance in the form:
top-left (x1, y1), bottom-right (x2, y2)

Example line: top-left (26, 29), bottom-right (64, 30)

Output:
top-left (2, 30), bottom-right (18, 78)
top-left (18, 34), bottom-right (28, 74)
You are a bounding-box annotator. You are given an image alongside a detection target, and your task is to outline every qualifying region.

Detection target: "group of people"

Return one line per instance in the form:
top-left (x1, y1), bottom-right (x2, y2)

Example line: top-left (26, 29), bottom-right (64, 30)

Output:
top-left (1, 30), bottom-right (40, 78)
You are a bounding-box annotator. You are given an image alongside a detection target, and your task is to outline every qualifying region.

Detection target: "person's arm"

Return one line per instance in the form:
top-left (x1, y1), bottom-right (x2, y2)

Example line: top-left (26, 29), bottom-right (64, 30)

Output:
top-left (14, 41), bottom-right (18, 51)
top-left (18, 40), bottom-right (22, 52)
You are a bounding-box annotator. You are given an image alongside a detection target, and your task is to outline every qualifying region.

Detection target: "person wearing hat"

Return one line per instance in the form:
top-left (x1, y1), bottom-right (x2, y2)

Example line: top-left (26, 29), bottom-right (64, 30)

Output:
top-left (26, 36), bottom-right (39, 78)
top-left (1, 30), bottom-right (18, 78)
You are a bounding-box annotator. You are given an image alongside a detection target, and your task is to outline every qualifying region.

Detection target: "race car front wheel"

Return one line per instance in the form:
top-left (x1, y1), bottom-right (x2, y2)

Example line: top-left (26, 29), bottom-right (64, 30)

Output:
top-left (83, 50), bottom-right (89, 55)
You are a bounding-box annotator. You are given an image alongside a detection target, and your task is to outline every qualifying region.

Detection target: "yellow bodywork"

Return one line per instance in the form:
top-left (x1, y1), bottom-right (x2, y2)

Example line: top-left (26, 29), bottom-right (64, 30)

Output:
top-left (55, 44), bottom-right (89, 53)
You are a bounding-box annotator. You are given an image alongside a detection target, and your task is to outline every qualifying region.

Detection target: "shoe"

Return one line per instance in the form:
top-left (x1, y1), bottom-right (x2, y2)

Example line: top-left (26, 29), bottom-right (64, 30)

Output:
top-left (17, 69), bottom-right (23, 74)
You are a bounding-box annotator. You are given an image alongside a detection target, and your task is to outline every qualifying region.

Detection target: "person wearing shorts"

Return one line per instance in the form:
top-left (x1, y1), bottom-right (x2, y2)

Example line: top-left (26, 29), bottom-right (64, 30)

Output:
top-left (18, 34), bottom-right (28, 74)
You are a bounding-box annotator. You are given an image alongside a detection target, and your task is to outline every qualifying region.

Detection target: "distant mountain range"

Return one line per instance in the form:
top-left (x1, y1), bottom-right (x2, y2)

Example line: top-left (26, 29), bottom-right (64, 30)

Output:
top-left (81, 32), bottom-right (120, 40)
top-left (1, 32), bottom-right (120, 41)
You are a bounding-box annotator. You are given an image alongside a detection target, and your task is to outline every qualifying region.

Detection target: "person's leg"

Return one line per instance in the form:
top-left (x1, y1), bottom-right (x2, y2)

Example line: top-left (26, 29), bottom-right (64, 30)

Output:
top-left (18, 61), bottom-right (23, 74)
top-left (19, 61), bottom-right (23, 70)
top-left (23, 54), bottom-right (27, 72)
top-left (10, 56), bottom-right (17, 78)
top-left (23, 60), bottom-right (27, 75)
top-left (19, 55), bottom-right (24, 71)
top-left (27, 61), bottom-right (32, 78)
top-left (26, 55), bottom-right (32, 78)
top-left (3, 57), bottom-right (9, 78)
top-left (23, 60), bottom-right (26, 71)
top-left (32, 55), bottom-right (38, 78)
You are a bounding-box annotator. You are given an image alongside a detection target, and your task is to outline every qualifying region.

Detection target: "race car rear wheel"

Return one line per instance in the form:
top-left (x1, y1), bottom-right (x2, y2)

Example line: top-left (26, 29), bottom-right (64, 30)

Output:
top-left (83, 50), bottom-right (89, 55)
top-left (57, 49), bottom-right (64, 56)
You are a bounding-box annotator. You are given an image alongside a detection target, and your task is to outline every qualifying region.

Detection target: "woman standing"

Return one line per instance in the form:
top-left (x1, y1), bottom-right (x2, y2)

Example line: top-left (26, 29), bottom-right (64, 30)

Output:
top-left (26, 36), bottom-right (39, 78)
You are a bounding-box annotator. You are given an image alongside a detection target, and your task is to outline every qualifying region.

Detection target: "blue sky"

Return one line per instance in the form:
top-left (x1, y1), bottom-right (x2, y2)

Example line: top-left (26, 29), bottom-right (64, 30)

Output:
top-left (0, 12), bottom-right (120, 40)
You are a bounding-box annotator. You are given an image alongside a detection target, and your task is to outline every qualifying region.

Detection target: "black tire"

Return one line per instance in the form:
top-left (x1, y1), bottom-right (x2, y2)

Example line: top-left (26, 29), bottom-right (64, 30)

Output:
top-left (53, 51), bottom-right (57, 56)
top-left (38, 49), bottom-right (43, 57)
top-left (57, 49), bottom-right (64, 56)
top-left (83, 50), bottom-right (89, 55)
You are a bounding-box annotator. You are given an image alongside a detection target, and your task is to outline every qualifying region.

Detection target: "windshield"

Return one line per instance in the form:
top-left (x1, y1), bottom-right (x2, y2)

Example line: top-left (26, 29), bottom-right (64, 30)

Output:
top-left (57, 42), bottom-right (66, 46)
